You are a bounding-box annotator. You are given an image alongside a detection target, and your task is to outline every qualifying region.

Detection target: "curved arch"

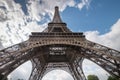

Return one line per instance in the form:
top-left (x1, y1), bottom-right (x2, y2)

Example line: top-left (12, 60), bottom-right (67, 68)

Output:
top-left (84, 57), bottom-right (117, 77)
top-left (41, 69), bottom-right (74, 80)
top-left (28, 43), bottom-right (119, 78)
top-left (29, 44), bottom-right (87, 80)
top-left (0, 40), bottom-right (120, 79)
top-left (37, 44), bottom-right (118, 78)
top-left (82, 59), bottom-right (110, 80)
top-left (29, 56), bottom-right (75, 80)
top-left (72, 44), bottom-right (120, 77)
top-left (0, 45), bottom-right (39, 77)
top-left (8, 61), bottom-right (32, 80)
top-left (42, 65), bottom-right (72, 76)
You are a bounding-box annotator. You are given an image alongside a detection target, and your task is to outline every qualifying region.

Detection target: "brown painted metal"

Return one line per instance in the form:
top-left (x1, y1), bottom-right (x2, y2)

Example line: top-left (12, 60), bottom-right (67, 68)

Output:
top-left (0, 6), bottom-right (120, 80)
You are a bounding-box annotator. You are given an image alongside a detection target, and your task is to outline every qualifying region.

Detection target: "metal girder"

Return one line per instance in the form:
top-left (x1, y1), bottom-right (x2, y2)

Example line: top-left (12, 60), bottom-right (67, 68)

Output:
top-left (76, 44), bottom-right (120, 77)
top-left (0, 38), bottom-right (120, 79)
top-left (0, 47), bottom-right (31, 75)
top-left (29, 58), bottom-right (46, 80)
top-left (69, 57), bottom-right (86, 80)
top-left (0, 6), bottom-right (120, 80)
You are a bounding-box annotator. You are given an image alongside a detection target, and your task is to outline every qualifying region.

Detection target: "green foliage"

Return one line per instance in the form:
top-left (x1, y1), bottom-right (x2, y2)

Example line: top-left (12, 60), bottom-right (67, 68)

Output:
top-left (107, 76), bottom-right (119, 80)
top-left (0, 74), bottom-right (8, 80)
top-left (0, 74), bottom-right (4, 80)
top-left (87, 75), bottom-right (99, 80)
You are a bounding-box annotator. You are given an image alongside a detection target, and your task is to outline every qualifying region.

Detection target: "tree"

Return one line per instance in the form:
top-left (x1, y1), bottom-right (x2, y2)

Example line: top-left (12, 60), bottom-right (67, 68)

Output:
top-left (0, 74), bottom-right (8, 80)
top-left (87, 75), bottom-right (99, 80)
top-left (107, 76), bottom-right (119, 80)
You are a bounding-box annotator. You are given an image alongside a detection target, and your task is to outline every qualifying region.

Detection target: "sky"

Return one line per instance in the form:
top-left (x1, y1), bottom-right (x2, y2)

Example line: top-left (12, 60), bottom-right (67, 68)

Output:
top-left (0, 0), bottom-right (120, 80)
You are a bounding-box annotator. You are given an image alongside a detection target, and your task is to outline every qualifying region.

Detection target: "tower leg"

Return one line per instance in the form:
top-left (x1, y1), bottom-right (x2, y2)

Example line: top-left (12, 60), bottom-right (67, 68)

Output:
top-left (69, 57), bottom-right (86, 80)
top-left (29, 57), bottom-right (46, 80)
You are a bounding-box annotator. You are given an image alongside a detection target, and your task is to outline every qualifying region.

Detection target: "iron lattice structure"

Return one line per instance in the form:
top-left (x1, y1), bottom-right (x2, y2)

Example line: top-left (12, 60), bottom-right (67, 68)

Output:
top-left (0, 6), bottom-right (120, 80)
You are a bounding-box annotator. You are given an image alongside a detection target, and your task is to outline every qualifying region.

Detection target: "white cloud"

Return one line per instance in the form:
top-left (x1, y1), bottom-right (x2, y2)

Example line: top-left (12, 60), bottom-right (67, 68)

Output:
top-left (0, 1), bottom-right (80, 80)
top-left (83, 19), bottom-right (120, 80)
top-left (0, 0), bottom-right (78, 48)
top-left (0, 0), bottom-right (46, 47)
top-left (0, 0), bottom-right (90, 48)
top-left (85, 19), bottom-right (120, 51)
top-left (83, 59), bottom-right (109, 80)
top-left (0, 41), bottom-right (3, 50)
top-left (27, 0), bottom-right (76, 20)
top-left (1, 0), bottom-right (114, 80)
top-left (8, 61), bottom-right (32, 80)
top-left (57, 19), bottom-right (120, 80)
top-left (42, 69), bottom-right (74, 80)
top-left (77, 0), bottom-right (91, 10)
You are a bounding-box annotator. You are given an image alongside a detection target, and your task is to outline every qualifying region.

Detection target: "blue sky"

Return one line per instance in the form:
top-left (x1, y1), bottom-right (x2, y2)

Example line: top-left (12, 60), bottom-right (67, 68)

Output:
top-left (61, 0), bottom-right (120, 34)
top-left (12, 0), bottom-right (120, 34)
top-left (0, 0), bottom-right (120, 80)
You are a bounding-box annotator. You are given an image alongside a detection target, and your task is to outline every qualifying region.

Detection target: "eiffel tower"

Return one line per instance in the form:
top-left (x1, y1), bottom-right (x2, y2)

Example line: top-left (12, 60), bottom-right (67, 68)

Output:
top-left (0, 6), bottom-right (120, 80)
